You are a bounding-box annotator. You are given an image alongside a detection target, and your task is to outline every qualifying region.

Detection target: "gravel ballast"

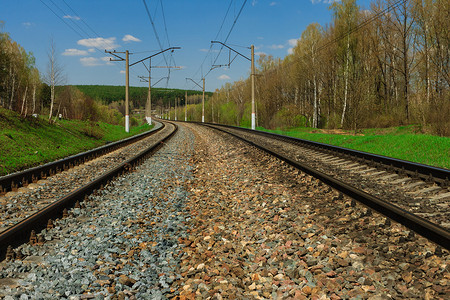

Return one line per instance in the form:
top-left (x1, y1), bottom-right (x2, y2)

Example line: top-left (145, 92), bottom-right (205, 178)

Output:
top-left (176, 123), bottom-right (448, 299)
top-left (0, 124), bottom-right (194, 299)
top-left (0, 122), bottom-right (448, 299)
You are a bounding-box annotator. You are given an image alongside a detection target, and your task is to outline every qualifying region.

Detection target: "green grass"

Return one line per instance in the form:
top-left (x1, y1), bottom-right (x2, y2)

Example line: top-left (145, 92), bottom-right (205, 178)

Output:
top-left (256, 125), bottom-right (450, 169)
top-left (0, 107), bottom-right (153, 176)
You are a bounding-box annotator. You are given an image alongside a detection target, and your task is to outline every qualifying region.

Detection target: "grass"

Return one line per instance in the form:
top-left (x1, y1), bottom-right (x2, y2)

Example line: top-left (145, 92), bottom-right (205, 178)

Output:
top-left (256, 125), bottom-right (450, 169)
top-left (0, 107), bottom-right (153, 176)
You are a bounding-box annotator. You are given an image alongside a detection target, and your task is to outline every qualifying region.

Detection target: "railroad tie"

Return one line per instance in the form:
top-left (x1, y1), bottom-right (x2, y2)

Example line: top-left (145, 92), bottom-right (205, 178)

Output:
top-left (29, 230), bottom-right (37, 245)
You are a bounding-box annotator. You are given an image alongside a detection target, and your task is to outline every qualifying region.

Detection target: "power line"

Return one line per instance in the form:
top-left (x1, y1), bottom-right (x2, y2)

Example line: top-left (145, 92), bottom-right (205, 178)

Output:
top-left (39, 0), bottom-right (141, 80)
top-left (61, 0), bottom-right (102, 38)
top-left (160, 0), bottom-right (171, 47)
top-left (47, 0), bottom-right (93, 38)
top-left (255, 0), bottom-right (407, 79)
top-left (142, 0), bottom-right (169, 69)
top-left (315, 0), bottom-right (406, 54)
top-left (205, 0), bottom-right (248, 79)
top-left (189, 0), bottom-right (234, 83)
top-left (39, 0), bottom-right (84, 39)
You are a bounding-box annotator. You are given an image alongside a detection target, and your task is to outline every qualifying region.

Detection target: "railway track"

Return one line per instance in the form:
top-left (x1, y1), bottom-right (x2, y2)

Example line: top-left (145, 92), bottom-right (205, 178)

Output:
top-left (201, 123), bottom-right (450, 250)
top-left (0, 123), bottom-right (164, 195)
top-left (0, 122), bottom-right (447, 298)
top-left (0, 121), bottom-right (177, 260)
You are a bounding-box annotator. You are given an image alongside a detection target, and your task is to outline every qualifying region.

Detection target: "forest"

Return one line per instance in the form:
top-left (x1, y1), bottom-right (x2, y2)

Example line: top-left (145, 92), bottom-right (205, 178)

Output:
top-left (203, 0), bottom-right (449, 135)
top-left (75, 85), bottom-right (209, 110)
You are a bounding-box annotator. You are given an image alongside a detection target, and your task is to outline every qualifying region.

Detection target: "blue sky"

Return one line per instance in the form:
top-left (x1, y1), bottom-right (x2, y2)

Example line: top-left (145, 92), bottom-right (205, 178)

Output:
top-left (2, 0), bottom-right (372, 92)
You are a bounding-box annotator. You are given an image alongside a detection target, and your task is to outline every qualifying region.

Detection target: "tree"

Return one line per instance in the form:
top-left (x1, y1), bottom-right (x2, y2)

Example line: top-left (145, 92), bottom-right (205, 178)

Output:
top-left (44, 39), bottom-right (65, 121)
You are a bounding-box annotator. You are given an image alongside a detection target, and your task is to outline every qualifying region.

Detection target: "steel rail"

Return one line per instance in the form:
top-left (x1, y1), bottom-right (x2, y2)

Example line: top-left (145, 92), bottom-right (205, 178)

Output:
top-left (205, 123), bottom-right (450, 186)
top-left (0, 123), bottom-right (164, 194)
top-left (0, 122), bottom-right (177, 260)
top-left (203, 123), bottom-right (450, 250)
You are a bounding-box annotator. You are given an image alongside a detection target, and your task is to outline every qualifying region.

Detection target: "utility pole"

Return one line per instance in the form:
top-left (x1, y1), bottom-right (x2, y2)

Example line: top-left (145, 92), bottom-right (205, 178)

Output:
top-left (106, 48), bottom-right (182, 131)
top-left (125, 50), bottom-right (129, 132)
top-left (186, 77), bottom-right (206, 123)
top-left (105, 50), bottom-right (130, 132)
top-left (134, 47), bottom-right (181, 124)
top-left (211, 41), bottom-right (256, 129)
top-left (147, 59), bottom-right (151, 125)
top-left (185, 90), bottom-right (187, 121)
top-left (168, 99), bottom-right (171, 120)
top-left (202, 78), bottom-right (205, 123)
top-left (251, 45), bottom-right (255, 130)
top-left (175, 97), bottom-right (178, 121)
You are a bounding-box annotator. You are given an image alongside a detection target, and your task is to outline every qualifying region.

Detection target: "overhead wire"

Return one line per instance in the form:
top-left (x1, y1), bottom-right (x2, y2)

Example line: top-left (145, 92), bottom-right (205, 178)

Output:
top-left (255, 0), bottom-right (407, 79)
top-left (141, 0), bottom-right (170, 70)
top-left (159, 0), bottom-right (175, 88)
top-left (187, 0), bottom-right (238, 91)
top-left (204, 0), bottom-right (248, 79)
top-left (188, 0), bottom-right (234, 85)
top-left (39, 0), bottom-right (141, 80)
top-left (61, 0), bottom-right (102, 38)
top-left (315, 0), bottom-right (406, 54)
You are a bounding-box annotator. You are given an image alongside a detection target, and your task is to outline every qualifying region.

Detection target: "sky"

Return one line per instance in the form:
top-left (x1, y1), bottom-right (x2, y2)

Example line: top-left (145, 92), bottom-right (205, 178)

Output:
top-left (1, 0), bottom-right (372, 92)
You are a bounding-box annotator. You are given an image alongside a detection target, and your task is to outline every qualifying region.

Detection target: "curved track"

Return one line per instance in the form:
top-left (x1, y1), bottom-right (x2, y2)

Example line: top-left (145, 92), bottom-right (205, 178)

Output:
top-left (201, 123), bottom-right (450, 250)
top-left (0, 123), bottom-right (164, 195)
top-left (0, 121), bottom-right (177, 260)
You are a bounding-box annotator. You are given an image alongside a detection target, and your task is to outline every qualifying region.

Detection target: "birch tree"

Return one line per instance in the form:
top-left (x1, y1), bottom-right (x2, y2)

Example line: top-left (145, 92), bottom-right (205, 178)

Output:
top-left (45, 39), bottom-right (65, 121)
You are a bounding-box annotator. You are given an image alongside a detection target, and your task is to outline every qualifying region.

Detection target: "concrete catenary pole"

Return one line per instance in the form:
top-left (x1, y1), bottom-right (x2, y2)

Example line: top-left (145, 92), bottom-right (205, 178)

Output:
top-left (175, 97), bottom-right (178, 121)
top-left (202, 78), bottom-right (205, 123)
top-left (125, 50), bottom-right (130, 132)
top-left (146, 58), bottom-right (152, 125)
top-left (251, 45), bottom-right (255, 130)
top-left (185, 91), bottom-right (188, 122)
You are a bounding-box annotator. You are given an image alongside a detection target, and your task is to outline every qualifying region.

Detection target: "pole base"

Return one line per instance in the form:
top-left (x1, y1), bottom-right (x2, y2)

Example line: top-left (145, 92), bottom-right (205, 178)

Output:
top-left (125, 115), bottom-right (130, 133)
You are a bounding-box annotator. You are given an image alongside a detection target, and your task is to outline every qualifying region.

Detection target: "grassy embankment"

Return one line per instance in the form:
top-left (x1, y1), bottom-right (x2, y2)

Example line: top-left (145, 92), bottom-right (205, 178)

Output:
top-left (257, 125), bottom-right (450, 169)
top-left (0, 107), bottom-right (153, 176)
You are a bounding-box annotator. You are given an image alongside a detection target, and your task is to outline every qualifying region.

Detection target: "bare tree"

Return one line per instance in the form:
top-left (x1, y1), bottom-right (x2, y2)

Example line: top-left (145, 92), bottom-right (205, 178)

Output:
top-left (44, 39), bottom-right (65, 121)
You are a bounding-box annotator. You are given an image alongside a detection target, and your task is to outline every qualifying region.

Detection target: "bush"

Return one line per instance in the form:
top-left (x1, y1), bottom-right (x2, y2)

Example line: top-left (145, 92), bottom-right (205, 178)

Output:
top-left (270, 105), bottom-right (308, 129)
top-left (130, 117), bottom-right (139, 127)
top-left (428, 99), bottom-right (450, 137)
top-left (80, 122), bottom-right (104, 139)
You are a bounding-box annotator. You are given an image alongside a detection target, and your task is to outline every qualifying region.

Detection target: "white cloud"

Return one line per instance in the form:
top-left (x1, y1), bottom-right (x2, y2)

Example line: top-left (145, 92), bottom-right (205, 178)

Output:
top-left (311, 0), bottom-right (339, 4)
top-left (269, 44), bottom-right (284, 50)
top-left (88, 48), bottom-right (95, 53)
top-left (101, 57), bottom-right (114, 65)
top-left (22, 22), bottom-right (34, 29)
top-left (287, 38), bottom-right (299, 55)
top-left (255, 51), bottom-right (267, 57)
top-left (252, 0), bottom-right (258, 6)
top-left (80, 57), bottom-right (102, 67)
top-left (288, 38), bottom-right (298, 47)
top-left (257, 37), bottom-right (264, 40)
top-left (63, 15), bottom-right (81, 20)
top-left (218, 74), bottom-right (230, 80)
top-left (122, 34), bottom-right (141, 42)
top-left (62, 49), bottom-right (88, 56)
top-left (77, 37), bottom-right (119, 51)
top-left (120, 70), bottom-right (126, 74)
top-left (270, 2), bottom-right (277, 6)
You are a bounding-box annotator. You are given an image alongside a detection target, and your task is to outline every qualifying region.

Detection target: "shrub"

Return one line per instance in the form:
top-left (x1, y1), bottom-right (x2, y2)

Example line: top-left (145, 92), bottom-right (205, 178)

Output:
top-left (80, 121), bottom-right (104, 139)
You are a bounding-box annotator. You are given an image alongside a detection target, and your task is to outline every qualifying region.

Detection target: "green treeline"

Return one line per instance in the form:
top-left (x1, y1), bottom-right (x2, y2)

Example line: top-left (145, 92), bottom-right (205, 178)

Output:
top-left (176, 0), bottom-right (449, 136)
top-left (75, 85), bottom-right (211, 108)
